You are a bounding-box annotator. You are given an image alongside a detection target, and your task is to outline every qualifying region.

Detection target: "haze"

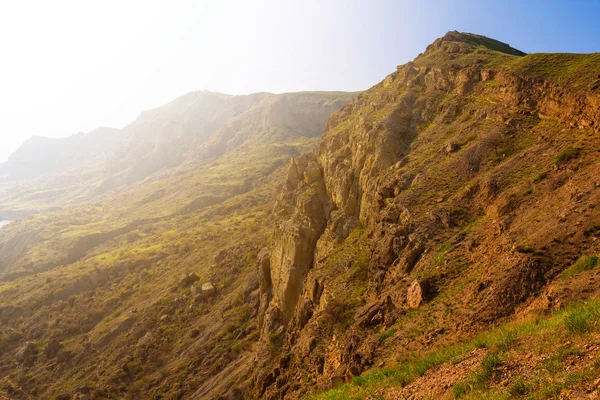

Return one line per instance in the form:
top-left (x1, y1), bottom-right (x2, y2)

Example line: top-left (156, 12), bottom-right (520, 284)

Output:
top-left (1, 0), bottom-right (599, 162)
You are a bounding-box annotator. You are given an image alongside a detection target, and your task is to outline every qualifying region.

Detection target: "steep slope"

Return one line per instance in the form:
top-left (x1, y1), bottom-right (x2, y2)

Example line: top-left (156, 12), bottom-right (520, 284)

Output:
top-left (0, 127), bottom-right (122, 182)
top-left (252, 32), bottom-right (600, 399)
top-left (0, 91), bottom-right (355, 399)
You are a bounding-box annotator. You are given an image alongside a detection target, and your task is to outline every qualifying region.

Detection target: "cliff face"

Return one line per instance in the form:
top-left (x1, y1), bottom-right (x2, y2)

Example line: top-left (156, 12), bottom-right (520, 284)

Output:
top-left (255, 32), bottom-right (600, 399)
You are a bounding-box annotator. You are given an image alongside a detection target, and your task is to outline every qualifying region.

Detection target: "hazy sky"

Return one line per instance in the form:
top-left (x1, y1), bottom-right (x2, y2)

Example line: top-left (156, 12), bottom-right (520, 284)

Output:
top-left (1, 0), bottom-right (599, 162)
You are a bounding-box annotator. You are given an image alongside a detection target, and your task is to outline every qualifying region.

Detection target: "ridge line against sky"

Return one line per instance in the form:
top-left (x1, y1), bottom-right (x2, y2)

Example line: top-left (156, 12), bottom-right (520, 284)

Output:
top-left (1, 0), bottom-right (600, 162)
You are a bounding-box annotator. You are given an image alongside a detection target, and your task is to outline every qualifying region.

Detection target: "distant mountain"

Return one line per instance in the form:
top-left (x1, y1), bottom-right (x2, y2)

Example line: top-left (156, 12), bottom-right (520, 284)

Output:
top-left (0, 127), bottom-right (122, 181)
top-left (0, 91), bottom-right (356, 213)
top-left (104, 91), bottom-right (356, 188)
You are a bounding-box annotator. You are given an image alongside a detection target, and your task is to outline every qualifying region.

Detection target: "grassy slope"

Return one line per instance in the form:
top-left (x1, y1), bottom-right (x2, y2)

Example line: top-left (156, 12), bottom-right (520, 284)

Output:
top-left (308, 296), bottom-right (600, 400)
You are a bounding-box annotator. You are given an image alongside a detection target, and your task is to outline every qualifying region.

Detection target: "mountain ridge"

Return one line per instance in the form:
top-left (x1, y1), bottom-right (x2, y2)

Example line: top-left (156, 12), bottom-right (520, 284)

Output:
top-left (0, 32), bottom-right (600, 400)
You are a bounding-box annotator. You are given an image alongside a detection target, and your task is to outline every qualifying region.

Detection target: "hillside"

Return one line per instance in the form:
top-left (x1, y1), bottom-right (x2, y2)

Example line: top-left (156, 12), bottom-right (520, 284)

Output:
top-left (252, 32), bottom-right (600, 399)
top-left (1, 30), bottom-right (600, 400)
top-left (0, 91), bottom-right (354, 399)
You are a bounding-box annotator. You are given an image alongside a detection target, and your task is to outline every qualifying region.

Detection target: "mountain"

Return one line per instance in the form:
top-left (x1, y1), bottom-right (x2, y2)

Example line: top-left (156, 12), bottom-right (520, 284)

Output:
top-left (0, 127), bottom-right (122, 181)
top-left (254, 32), bottom-right (600, 398)
top-left (1, 31), bottom-right (600, 400)
top-left (0, 91), bottom-right (355, 216)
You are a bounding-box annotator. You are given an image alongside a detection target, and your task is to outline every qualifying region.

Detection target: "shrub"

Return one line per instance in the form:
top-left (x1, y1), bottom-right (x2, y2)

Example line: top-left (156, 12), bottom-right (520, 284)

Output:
top-left (508, 378), bottom-right (530, 396)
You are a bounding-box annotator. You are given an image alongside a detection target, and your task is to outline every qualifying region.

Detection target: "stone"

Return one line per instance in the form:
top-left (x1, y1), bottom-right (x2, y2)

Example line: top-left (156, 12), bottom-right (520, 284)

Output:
top-left (407, 280), bottom-right (429, 308)
top-left (188, 272), bottom-right (199, 283)
top-left (442, 142), bottom-right (460, 153)
top-left (201, 282), bottom-right (216, 297)
top-left (189, 329), bottom-right (200, 338)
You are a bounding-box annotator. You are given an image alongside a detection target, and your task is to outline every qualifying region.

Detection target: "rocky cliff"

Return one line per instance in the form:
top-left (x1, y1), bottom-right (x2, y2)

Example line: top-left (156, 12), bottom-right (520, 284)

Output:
top-left (253, 32), bottom-right (600, 399)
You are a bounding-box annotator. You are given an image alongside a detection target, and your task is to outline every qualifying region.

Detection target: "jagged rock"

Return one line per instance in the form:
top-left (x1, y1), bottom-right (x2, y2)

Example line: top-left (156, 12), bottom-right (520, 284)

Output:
top-left (407, 280), bottom-right (430, 308)
top-left (303, 162), bottom-right (322, 184)
top-left (44, 338), bottom-right (62, 358)
top-left (394, 238), bottom-right (424, 272)
top-left (258, 248), bottom-right (272, 294)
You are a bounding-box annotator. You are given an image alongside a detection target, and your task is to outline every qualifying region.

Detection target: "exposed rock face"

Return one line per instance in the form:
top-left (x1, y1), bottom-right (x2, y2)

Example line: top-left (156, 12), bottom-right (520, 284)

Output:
top-left (267, 155), bottom-right (331, 320)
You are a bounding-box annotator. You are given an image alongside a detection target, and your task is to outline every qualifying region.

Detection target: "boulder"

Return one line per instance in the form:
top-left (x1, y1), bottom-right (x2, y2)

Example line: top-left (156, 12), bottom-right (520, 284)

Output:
top-left (188, 272), bottom-right (200, 283)
top-left (96, 317), bottom-right (135, 347)
top-left (407, 280), bottom-right (430, 308)
top-left (201, 282), bottom-right (216, 297)
top-left (442, 142), bottom-right (460, 153)
top-left (179, 272), bottom-right (200, 288)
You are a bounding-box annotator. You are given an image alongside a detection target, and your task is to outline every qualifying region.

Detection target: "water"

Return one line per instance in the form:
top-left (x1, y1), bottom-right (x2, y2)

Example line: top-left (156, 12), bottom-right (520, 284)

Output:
top-left (0, 220), bottom-right (10, 228)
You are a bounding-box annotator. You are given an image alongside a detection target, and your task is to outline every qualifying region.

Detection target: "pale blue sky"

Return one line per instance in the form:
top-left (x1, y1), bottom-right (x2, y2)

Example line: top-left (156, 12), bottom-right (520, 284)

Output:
top-left (1, 0), bottom-right (599, 161)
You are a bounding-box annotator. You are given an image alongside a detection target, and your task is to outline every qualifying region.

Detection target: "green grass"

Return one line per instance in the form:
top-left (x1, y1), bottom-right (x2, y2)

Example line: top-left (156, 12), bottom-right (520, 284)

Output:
top-left (378, 328), bottom-right (398, 343)
top-left (560, 255), bottom-right (599, 279)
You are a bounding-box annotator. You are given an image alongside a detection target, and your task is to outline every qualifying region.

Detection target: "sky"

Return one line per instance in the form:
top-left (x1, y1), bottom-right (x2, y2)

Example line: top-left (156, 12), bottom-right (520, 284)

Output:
top-left (1, 0), bottom-right (600, 162)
